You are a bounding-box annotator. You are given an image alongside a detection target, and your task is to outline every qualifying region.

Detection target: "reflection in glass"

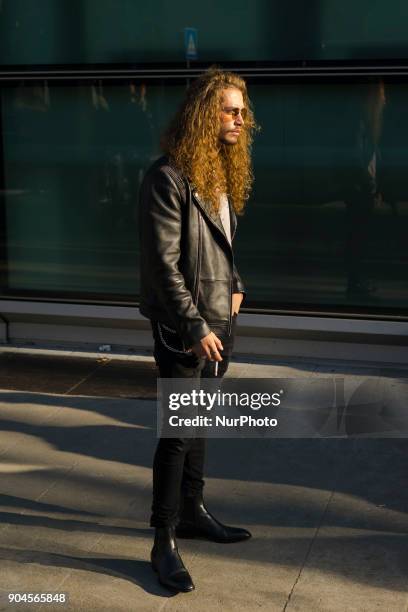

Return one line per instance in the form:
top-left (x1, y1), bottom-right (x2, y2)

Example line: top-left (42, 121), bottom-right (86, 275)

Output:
top-left (0, 78), bottom-right (407, 312)
top-left (344, 79), bottom-right (386, 301)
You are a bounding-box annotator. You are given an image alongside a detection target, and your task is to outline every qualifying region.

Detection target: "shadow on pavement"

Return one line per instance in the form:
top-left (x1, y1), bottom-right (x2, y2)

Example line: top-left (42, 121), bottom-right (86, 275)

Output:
top-left (0, 546), bottom-right (175, 598)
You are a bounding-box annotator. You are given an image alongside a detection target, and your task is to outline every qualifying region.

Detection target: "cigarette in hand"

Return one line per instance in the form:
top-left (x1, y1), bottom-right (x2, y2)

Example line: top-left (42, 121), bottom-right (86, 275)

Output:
top-left (214, 362), bottom-right (218, 376)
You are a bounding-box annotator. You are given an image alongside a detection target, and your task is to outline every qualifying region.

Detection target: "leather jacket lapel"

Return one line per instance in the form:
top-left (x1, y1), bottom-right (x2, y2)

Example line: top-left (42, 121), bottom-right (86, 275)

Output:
top-left (191, 189), bottom-right (231, 246)
top-left (229, 199), bottom-right (237, 240)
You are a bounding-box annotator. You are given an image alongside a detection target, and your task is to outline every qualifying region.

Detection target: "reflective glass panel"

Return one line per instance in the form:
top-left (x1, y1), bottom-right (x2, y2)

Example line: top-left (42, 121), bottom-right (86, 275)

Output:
top-left (1, 77), bottom-right (407, 312)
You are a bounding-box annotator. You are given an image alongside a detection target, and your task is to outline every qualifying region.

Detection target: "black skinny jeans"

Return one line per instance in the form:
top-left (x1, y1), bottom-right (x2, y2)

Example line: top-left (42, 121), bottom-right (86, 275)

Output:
top-left (150, 315), bottom-right (237, 528)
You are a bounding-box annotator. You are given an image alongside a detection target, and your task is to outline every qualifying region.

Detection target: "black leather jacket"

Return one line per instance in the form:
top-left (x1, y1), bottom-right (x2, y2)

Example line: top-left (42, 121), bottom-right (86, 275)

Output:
top-left (138, 156), bottom-right (246, 349)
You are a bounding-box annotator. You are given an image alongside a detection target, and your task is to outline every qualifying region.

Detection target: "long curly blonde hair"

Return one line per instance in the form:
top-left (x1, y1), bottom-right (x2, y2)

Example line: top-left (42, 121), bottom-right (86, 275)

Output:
top-left (161, 67), bottom-right (258, 215)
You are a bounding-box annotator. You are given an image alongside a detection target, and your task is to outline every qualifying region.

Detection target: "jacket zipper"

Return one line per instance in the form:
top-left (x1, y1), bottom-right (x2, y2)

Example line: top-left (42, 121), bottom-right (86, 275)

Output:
top-left (193, 213), bottom-right (202, 305)
top-left (228, 251), bottom-right (234, 336)
top-left (192, 190), bottom-right (234, 334)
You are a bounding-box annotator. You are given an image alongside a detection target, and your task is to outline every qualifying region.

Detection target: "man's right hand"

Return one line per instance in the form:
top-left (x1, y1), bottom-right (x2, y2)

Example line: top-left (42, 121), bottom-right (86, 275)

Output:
top-left (190, 332), bottom-right (224, 361)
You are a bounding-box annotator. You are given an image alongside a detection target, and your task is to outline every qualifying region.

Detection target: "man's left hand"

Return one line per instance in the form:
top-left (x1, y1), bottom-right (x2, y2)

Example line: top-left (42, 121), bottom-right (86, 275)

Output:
top-left (232, 292), bottom-right (244, 315)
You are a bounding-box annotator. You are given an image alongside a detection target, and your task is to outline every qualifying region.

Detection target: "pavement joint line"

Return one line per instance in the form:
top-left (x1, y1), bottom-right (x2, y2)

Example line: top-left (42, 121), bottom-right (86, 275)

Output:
top-left (0, 391), bottom-right (85, 511)
top-left (9, 445), bottom-right (202, 605)
top-left (281, 486), bottom-right (336, 612)
top-left (0, 465), bottom-right (154, 607)
top-left (0, 387), bottom-right (111, 464)
top-left (32, 480), bottom-right (156, 607)
top-left (159, 588), bottom-right (177, 611)
top-left (0, 403), bottom-right (60, 461)
top-left (2, 358), bottom-right (408, 605)
top-left (33, 529), bottom-right (113, 611)
top-left (33, 462), bottom-right (79, 507)
top-left (63, 359), bottom-right (112, 396)
top-left (0, 398), bottom-right (156, 601)
top-left (1, 387), bottom-right (128, 523)
top-left (0, 462), bottom-right (78, 541)
top-left (281, 440), bottom-right (363, 612)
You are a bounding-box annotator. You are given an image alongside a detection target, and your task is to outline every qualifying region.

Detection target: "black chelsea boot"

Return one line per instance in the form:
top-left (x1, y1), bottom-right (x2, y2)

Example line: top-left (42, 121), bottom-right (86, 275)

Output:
top-left (176, 494), bottom-right (252, 543)
top-left (151, 526), bottom-right (195, 592)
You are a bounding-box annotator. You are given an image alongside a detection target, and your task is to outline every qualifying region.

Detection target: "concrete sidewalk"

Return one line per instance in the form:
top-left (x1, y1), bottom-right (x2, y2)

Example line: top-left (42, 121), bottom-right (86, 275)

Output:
top-left (0, 348), bottom-right (407, 611)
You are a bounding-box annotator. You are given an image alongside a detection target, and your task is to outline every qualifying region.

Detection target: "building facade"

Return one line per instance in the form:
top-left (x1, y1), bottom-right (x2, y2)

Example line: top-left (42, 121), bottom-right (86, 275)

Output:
top-left (1, 1), bottom-right (407, 357)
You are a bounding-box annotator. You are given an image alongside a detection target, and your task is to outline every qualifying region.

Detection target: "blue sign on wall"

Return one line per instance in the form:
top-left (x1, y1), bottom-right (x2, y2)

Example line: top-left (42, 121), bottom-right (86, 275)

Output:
top-left (184, 27), bottom-right (198, 60)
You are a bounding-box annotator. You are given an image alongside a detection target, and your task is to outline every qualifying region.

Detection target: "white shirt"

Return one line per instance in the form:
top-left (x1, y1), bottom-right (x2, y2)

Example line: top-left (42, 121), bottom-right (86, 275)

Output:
top-left (219, 193), bottom-right (231, 244)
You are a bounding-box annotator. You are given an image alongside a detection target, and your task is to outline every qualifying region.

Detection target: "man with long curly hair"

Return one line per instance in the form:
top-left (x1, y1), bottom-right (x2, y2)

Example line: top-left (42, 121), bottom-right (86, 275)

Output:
top-left (139, 67), bottom-right (257, 593)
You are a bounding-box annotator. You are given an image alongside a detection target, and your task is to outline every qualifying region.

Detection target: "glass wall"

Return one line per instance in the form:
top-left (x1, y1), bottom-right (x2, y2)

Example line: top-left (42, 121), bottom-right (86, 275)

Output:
top-left (241, 78), bottom-right (408, 311)
top-left (0, 0), bottom-right (407, 315)
top-left (1, 76), bottom-right (407, 313)
top-left (2, 0), bottom-right (408, 66)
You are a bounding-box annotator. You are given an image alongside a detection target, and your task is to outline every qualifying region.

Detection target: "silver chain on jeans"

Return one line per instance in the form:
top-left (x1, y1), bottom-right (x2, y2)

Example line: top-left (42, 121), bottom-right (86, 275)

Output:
top-left (157, 322), bottom-right (190, 355)
top-left (161, 322), bottom-right (177, 333)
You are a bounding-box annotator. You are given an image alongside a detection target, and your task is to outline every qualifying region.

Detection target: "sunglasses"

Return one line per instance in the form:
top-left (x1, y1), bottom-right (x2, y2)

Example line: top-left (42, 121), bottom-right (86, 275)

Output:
top-left (221, 106), bottom-right (247, 120)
